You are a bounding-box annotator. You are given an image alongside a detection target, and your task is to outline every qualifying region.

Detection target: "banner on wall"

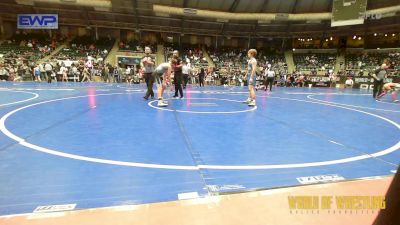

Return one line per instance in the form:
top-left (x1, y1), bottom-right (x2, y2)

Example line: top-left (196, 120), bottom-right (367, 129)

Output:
top-left (17, 14), bottom-right (58, 29)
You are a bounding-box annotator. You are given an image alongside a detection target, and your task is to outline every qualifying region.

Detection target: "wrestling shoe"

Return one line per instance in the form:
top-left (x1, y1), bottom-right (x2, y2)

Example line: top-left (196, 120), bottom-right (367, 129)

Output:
top-left (157, 100), bottom-right (168, 107)
top-left (248, 100), bottom-right (256, 106)
top-left (243, 98), bottom-right (251, 104)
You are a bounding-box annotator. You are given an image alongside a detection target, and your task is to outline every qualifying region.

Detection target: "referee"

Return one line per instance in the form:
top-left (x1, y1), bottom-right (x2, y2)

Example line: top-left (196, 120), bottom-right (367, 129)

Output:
top-left (264, 65), bottom-right (275, 92)
top-left (142, 47), bottom-right (156, 100)
top-left (371, 59), bottom-right (390, 99)
top-left (172, 50), bottom-right (184, 98)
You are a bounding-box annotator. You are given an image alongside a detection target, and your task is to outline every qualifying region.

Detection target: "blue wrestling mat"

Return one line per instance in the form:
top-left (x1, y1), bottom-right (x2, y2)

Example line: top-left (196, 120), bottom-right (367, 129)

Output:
top-left (0, 82), bottom-right (399, 215)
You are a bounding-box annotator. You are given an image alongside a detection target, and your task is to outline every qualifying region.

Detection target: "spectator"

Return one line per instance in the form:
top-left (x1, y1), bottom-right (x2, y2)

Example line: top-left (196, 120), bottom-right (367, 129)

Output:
top-left (71, 64), bottom-right (79, 82)
top-left (0, 65), bottom-right (9, 81)
top-left (60, 64), bottom-right (68, 82)
top-left (345, 77), bottom-right (354, 88)
top-left (113, 65), bottom-right (121, 83)
top-left (81, 67), bottom-right (91, 82)
top-left (198, 67), bottom-right (206, 87)
top-left (45, 62), bottom-right (53, 83)
top-left (39, 63), bottom-right (46, 81)
top-left (182, 61), bottom-right (191, 89)
top-left (33, 64), bottom-right (41, 82)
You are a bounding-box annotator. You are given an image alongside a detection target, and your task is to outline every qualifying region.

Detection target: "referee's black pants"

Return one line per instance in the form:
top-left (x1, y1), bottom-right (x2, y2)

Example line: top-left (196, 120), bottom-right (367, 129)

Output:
top-left (373, 79), bottom-right (384, 98)
top-left (144, 73), bottom-right (154, 98)
top-left (265, 77), bottom-right (274, 91)
top-left (174, 73), bottom-right (183, 97)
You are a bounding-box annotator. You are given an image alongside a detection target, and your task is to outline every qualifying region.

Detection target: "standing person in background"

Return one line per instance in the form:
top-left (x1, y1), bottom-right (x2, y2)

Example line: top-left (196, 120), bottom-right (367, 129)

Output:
top-left (72, 64), bottom-right (79, 82)
top-left (113, 65), bottom-right (121, 83)
top-left (264, 64), bottom-right (275, 92)
top-left (371, 59), bottom-right (390, 99)
top-left (81, 67), bottom-right (91, 82)
top-left (59, 63), bottom-right (68, 82)
top-left (39, 63), bottom-right (46, 82)
top-left (108, 64), bottom-right (114, 83)
top-left (329, 70), bottom-right (336, 88)
top-left (61, 65), bottom-right (68, 82)
top-left (45, 62), bottom-right (53, 83)
top-left (182, 61), bottom-right (191, 89)
top-left (33, 64), bottom-right (41, 82)
top-left (191, 68), bottom-right (197, 86)
top-left (85, 59), bottom-right (93, 77)
top-left (172, 50), bottom-right (184, 98)
top-left (101, 64), bottom-right (108, 83)
top-left (198, 67), bottom-right (205, 87)
top-left (142, 47), bottom-right (156, 100)
top-left (244, 49), bottom-right (258, 106)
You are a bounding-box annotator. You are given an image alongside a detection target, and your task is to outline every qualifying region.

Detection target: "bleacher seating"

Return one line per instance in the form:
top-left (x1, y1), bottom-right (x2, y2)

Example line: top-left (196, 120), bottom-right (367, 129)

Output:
top-left (182, 46), bottom-right (208, 69)
top-left (56, 36), bottom-right (115, 61)
top-left (345, 51), bottom-right (400, 71)
top-left (293, 53), bottom-right (336, 71)
top-left (0, 32), bottom-right (61, 63)
top-left (118, 40), bottom-right (156, 53)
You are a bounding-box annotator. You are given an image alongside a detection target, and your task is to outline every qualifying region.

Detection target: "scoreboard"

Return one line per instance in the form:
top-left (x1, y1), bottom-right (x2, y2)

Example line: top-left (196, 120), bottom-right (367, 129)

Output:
top-left (331, 0), bottom-right (368, 27)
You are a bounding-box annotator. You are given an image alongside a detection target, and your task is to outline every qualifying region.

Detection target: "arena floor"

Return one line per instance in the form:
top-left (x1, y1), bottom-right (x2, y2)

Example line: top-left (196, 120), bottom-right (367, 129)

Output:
top-left (0, 82), bottom-right (399, 216)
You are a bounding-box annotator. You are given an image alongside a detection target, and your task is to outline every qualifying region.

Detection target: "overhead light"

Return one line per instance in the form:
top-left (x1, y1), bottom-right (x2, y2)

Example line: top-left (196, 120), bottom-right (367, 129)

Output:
top-left (306, 20), bottom-right (322, 24)
top-left (94, 7), bottom-right (110, 11)
top-left (258, 20), bottom-right (271, 24)
top-left (385, 34), bottom-right (388, 36)
top-left (353, 35), bottom-right (357, 39)
top-left (155, 13), bottom-right (170, 17)
top-left (293, 48), bottom-right (296, 51)
top-left (330, 37), bottom-right (333, 40)
top-left (374, 33), bottom-right (377, 36)
top-left (34, 0), bottom-right (111, 8)
top-left (216, 19), bottom-right (229, 23)
top-left (15, 0), bottom-right (34, 5)
top-left (377, 48), bottom-right (380, 50)
top-left (358, 37), bottom-right (362, 40)
top-left (183, 8), bottom-right (198, 15)
top-left (392, 34), bottom-right (396, 37)
top-left (325, 39), bottom-right (328, 42)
